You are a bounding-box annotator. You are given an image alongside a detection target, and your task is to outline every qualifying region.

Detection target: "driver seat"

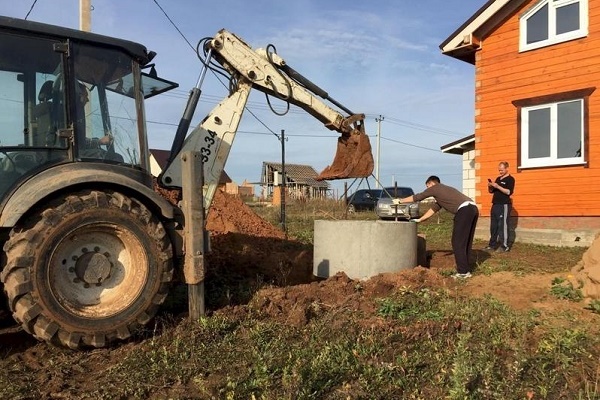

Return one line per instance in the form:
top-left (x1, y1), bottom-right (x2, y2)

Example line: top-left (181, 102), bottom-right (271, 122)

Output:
top-left (32, 81), bottom-right (55, 146)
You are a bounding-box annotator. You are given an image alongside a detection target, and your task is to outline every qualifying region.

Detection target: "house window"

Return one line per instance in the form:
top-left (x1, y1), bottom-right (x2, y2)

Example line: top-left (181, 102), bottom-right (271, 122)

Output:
top-left (520, 0), bottom-right (588, 52)
top-left (513, 88), bottom-right (594, 169)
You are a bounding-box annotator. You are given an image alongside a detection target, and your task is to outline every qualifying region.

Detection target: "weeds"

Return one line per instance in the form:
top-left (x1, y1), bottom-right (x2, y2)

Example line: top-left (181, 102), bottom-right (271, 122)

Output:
top-left (551, 277), bottom-right (584, 302)
top-left (2, 284), bottom-right (599, 399)
top-left (586, 299), bottom-right (600, 314)
top-left (377, 287), bottom-right (444, 322)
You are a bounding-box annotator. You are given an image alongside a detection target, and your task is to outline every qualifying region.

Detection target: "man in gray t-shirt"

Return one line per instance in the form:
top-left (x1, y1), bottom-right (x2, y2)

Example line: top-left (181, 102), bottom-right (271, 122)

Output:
top-left (395, 175), bottom-right (478, 278)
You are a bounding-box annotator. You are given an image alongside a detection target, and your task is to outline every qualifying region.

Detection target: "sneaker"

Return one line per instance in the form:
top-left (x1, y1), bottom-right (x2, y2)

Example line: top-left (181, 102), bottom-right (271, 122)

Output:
top-left (483, 246), bottom-right (495, 251)
top-left (451, 272), bottom-right (472, 279)
top-left (496, 246), bottom-right (510, 252)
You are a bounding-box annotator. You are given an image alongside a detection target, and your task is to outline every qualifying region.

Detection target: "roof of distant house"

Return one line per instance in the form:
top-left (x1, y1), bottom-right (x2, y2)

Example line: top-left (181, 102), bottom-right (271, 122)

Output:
top-left (263, 161), bottom-right (329, 188)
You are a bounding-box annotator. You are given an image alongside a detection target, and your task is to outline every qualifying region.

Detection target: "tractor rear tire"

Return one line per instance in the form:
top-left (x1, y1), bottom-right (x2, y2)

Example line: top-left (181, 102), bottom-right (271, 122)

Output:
top-left (1, 191), bottom-right (174, 349)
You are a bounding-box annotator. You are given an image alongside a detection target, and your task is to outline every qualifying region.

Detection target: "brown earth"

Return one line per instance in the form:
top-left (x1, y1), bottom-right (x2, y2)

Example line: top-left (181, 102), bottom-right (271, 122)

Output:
top-left (135, 187), bottom-right (600, 328)
top-left (1, 188), bottom-right (598, 398)
top-left (570, 234), bottom-right (600, 302)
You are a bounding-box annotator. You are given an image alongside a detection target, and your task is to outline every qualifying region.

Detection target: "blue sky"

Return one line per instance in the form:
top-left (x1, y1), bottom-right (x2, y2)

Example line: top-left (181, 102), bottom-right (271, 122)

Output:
top-left (2, 0), bottom-right (484, 196)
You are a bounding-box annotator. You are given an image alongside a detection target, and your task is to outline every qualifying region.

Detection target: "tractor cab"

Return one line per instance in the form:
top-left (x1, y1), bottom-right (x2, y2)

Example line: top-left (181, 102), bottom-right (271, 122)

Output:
top-left (0, 16), bottom-right (177, 200)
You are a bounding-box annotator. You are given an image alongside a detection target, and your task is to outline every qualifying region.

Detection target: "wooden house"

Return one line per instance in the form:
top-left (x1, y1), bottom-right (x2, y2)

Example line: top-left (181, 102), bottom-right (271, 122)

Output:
top-left (261, 161), bottom-right (329, 201)
top-left (441, 0), bottom-right (600, 246)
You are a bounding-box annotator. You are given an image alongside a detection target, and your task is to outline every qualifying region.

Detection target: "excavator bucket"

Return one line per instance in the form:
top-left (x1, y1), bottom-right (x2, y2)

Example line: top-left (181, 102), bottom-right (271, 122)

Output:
top-left (317, 116), bottom-right (374, 181)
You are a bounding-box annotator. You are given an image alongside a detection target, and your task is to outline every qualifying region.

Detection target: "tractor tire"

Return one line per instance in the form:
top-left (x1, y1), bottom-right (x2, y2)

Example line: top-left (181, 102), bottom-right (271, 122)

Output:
top-left (1, 191), bottom-right (174, 349)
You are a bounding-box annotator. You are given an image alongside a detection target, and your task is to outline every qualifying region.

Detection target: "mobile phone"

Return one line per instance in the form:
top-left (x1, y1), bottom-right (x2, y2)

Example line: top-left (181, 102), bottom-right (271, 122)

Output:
top-left (487, 178), bottom-right (492, 183)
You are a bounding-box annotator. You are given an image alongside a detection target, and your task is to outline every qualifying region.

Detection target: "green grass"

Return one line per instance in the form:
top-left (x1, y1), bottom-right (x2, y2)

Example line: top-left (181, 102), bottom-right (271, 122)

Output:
top-left (4, 289), bottom-right (597, 399)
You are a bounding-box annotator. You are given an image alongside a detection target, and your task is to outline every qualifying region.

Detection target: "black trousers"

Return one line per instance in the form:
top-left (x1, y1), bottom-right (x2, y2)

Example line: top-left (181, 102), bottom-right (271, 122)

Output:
top-left (452, 204), bottom-right (479, 274)
top-left (489, 203), bottom-right (511, 249)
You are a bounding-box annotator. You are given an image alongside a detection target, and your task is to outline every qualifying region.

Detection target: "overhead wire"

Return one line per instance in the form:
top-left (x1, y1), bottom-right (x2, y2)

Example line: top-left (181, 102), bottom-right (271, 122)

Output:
top-left (151, 0), bottom-right (196, 53)
top-left (381, 136), bottom-right (441, 152)
top-left (150, 0), bottom-right (465, 157)
top-left (24, 0), bottom-right (39, 20)
top-left (383, 116), bottom-right (466, 138)
top-left (151, 0), bottom-right (284, 139)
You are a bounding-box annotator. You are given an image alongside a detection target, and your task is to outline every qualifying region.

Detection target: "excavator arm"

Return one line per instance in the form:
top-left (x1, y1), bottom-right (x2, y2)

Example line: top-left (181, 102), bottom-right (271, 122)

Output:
top-left (160, 29), bottom-right (374, 208)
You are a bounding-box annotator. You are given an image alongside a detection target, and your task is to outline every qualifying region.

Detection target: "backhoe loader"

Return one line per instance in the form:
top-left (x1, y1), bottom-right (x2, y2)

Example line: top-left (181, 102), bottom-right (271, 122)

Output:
top-left (0, 16), bottom-right (373, 348)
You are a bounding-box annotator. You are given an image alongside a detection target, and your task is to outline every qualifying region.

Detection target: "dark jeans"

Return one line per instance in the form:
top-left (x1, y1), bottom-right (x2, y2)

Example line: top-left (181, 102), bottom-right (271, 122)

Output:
top-left (452, 204), bottom-right (479, 274)
top-left (489, 203), bottom-right (511, 249)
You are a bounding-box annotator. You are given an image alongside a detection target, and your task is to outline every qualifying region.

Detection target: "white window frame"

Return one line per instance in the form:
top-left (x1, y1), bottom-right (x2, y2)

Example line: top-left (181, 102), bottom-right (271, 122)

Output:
top-left (520, 99), bottom-right (584, 168)
top-left (519, 0), bottom-right (588, 52)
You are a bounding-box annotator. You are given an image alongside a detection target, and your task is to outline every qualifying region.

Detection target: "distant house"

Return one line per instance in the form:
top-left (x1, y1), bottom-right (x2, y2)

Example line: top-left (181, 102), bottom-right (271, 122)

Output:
top-left (441, 134), bottom-right (475, 200)
top-left (261, 161), bottom-right (329, 201)
top-left (148, 148), bottom-right (170, 179)
top-left (149, 148), bottom-right (232, 188)
top-left (224, 179), bottom-right (255, 198)
top-left (440, 0), bottom-right (600, 246)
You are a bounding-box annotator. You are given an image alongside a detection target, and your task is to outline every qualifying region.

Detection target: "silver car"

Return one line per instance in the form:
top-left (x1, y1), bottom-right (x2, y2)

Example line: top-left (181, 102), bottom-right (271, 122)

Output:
top-left (375, 186), bottom-right (420, 220)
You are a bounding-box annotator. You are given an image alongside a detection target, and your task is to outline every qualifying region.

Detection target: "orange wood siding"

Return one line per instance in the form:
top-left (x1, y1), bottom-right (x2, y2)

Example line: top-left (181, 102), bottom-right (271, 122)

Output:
top-left (475, 0), bottom-right (600, 217)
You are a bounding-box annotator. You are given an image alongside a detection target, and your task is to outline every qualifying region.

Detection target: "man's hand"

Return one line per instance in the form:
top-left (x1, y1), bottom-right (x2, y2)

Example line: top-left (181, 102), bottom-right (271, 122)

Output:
top-left (98, 134), bottom-right (113, 145)
top-left (410, 218), bottom-right (421, 223)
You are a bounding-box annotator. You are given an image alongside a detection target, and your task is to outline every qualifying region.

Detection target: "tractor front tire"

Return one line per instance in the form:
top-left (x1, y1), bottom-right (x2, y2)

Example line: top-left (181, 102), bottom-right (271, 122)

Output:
top-left (1, 191), bottom-right (174, 349)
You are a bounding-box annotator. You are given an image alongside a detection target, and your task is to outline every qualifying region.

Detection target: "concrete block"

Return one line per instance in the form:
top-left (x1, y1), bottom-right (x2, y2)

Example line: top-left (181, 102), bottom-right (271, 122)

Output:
top-left (314, 220), bottom-right (417, 280)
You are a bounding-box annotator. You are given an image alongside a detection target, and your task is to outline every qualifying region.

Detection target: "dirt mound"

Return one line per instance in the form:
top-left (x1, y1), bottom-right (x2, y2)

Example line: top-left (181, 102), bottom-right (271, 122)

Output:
top-left (207, 189), bottom-right (286, 239)
top-left (205, 190), bottom-right (313, 296)
top-left (152, 182), bottom-right (313, 289)
top-left (152, 181), bottom-right (285, 239)
top-left (570, 234), bottom-right (600, 302)
top-left (218, 267), bottom-right (446, 327)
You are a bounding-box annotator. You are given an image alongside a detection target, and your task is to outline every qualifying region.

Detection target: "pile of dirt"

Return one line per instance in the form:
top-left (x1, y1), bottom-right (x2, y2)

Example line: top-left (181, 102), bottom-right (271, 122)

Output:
top-left (218, 267), bottom-right (446, 328)
top-left (152, 181), bottom-right (285, 239)
top-left (152, 183), bottom-right (313, 289)
top-left (570, 234), bottom-right (600, 302)
top-left (207, 189), bottom-right (286, 239)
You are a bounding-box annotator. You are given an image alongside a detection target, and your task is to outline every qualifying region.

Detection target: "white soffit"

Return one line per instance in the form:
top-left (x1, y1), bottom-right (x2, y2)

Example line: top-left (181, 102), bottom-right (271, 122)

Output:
top-left (441, 0), bottom-right (512, 54)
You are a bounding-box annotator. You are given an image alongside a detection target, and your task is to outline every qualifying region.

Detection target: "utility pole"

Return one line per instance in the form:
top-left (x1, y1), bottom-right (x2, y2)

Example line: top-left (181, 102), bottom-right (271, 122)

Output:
top-left (375, 115), bottom-right (384, 188)
top-left (278, 129), bottom-right (287, 237)
top-left (79, 0), bottom-right (91, 32)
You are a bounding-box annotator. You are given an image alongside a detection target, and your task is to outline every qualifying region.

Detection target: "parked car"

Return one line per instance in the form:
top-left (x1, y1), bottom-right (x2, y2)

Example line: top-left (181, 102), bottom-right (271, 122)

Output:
top-left (376, 186), bottom-right (420, 220)
top-left (346, 189), bottom-right (383, 212)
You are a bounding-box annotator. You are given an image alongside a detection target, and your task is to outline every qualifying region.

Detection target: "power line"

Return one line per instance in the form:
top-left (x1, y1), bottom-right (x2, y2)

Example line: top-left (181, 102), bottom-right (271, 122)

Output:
top-left (149, 0), bottom-right (463, 153)
top-left (24, 0), bottom-right (38, 20)
top-left (151, 0), bottom-right (287, 141)
top-left (381, 136), bottom-right (441, 152)
top-left (151, 0), bottom-right (196, 52)
top-left (382, 116), bottom-right (467, 138)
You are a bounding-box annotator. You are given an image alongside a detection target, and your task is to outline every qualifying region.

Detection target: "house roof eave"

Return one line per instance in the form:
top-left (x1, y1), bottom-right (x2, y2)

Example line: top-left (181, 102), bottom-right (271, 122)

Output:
top-left (440, 0), bottom-right (527, 63)
top-left (441, 134), bottom-right (475, 155)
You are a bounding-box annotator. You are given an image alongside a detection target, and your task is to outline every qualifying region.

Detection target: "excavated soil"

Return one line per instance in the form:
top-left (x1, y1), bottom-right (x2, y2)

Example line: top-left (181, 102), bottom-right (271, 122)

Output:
top-left (570, 234), bottom-right (600, 302)
top-left (135, 186), bottom-right (600, 324)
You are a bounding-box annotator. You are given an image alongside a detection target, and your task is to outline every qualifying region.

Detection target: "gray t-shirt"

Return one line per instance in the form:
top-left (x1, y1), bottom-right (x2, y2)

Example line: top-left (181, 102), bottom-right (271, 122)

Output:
top-left (413, 183), bottom-right (473, 214)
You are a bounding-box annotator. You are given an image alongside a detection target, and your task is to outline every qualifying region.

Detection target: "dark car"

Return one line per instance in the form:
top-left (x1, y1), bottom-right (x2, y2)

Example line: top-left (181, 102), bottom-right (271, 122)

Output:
top-left (376, 186), bottom-right (420, 220)
top-left (345, 189), bottom-right (383, 212)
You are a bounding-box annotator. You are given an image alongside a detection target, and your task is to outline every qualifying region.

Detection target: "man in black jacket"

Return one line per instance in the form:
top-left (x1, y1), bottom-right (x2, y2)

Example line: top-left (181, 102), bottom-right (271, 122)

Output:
top-left (485, 161), bottom-right (515, 252)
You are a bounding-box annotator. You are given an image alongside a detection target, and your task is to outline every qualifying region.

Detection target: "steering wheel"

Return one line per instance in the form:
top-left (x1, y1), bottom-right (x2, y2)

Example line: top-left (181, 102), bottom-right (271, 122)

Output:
top-left (1, 151), bottom-right (41, 175)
